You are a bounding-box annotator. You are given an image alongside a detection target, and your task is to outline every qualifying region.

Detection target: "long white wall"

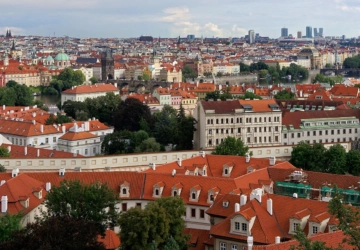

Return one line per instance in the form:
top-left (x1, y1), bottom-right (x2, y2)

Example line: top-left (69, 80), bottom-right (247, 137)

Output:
top-left (0, 142), bottom-right (351, 172)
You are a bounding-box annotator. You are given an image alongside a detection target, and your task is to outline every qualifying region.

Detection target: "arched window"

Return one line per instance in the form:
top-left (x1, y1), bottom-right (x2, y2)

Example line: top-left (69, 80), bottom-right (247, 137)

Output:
top-left (155, 189), bottom-right (159, 196)
top-left (122, 188), bottom-right (127, 195)
top-left (224, 168), bottom-right (228, 175)
top-left (192, 192), bottom-right (196, 200)
top-left (173, 191), bottom-right (177, 196)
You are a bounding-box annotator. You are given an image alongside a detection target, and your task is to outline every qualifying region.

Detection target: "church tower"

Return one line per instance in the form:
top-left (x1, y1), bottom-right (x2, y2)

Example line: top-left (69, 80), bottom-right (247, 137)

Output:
top-left (101, 48), bottom-right (114, 82)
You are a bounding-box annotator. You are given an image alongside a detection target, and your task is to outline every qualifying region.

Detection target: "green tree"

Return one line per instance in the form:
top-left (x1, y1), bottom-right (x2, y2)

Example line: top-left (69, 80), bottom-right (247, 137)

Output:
top-left (176, 104), bottom-right (197, 150)
top-left (119, 196), bottom-right (188, 250)
top-left (153, 105), bottom-right (178, 146)
top-left (0, 88), bottom-right (17, 106)
top-left (45, 114), bottom-right (72, 125)
top-left (62, 100), bottom-right (89, 119)
top-left (204, 90), bottom-right (222, 101)
top-left (45, 179), bottom-right (120, 234)
top-left (182, 65), bottom-right (197, 81)
top-left (325, 63), bottom-right (332, 68)
top-left (142, 72), bottom-right (151, 81)
top-left (0, 213), bottom-right (22, 242)
top-left (324, 144), bottom-right (347, 174)
top-left (239, 63), bottom-right (250, 72)
top-left (114, 98), bottom-right (152, 132)
top-left (274, 90), bottom-right (295, 99)
top-left (0, 164), bottom-right (6, 172)
top-left (90, 76), bottom-right (98, 84)
top-left (290, 226), bottom-right (335, 250)
top-left (212, 136), bottom-right (250, 156)
top-left (290, 142), bottom-right (326, 172)
top-left (239, 92), bottom-right (262, 100)
top-left (101, 131), bottom-right (132, 155)
top-left (6, 80), bottom-right (18, 88)
top-left (258, 69), bottom-right (268, 78)
top-left (134, 138), bottom-right (161, 153)
top-left (0, 146), bottom-right (10, 157)
top-left (163, 236), bottom-right (180, 250)
top-left (328, 188), bottom-right (360, 249)
top-left (49, 68), bottom-right (85, 92)
top-left (346, 150), bottom-right (360, 176)
top-left (14, 84), bottom-right (34, 106)
top-left (0, 216), bottom-right (106, 250)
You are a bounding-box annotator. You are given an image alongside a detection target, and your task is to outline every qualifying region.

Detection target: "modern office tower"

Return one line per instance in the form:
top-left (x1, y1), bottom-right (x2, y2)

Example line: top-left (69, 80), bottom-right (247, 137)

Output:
top-left (314, 28), bottom-right (318, 37)
top-left (281, 28), bottom-right (288, 37)
top-left (248, 30), bottom-right (255, 44)
top-left (319, 28), bottom-right (324, 37)
top-left (297, 31), bottom-right (302, 39)
top-left (187, 34), bottom-right (195, 40)
top-left (306, 26), bottom-right (313, 38)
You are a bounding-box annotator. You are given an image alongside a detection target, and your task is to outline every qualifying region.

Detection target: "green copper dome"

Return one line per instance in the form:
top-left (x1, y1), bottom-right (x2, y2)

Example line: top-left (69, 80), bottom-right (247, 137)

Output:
top-left (46, 55), bottom-right (54, 62)
top-left (54, 52), bottom-right (70, 61)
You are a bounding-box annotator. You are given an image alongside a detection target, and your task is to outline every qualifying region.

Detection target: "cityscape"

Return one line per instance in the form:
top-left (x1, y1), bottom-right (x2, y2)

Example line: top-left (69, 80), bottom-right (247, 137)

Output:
top-left (2, 1), bottom-right (360, 249)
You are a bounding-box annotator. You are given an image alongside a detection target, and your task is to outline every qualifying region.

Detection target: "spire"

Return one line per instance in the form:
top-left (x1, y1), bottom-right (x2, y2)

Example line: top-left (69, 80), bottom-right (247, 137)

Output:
top-left (9, 30), bottom-right (12, 38)
top-left (122, 46), bottom-right (125, 56)
top-left (178, 36), bottom-right (181, 46)
top-left (11, 40), bottom-right (15, 51)
top-left (6, 30), bottom-right (8, 38)
top-left (158, 36), bottom-right (160, 46)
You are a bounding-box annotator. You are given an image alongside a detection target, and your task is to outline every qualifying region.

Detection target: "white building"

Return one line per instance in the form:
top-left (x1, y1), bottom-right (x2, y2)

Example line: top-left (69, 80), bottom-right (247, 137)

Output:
top-left (61, 83), bottom-right (119, 105)
top-left (194, 99), bottom-right (282, 150)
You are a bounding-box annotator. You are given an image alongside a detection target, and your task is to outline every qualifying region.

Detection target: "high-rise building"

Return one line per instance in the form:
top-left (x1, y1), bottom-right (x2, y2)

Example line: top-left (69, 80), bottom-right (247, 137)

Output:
top-left (281, 28), bottom-right (288, 37)
top-left (297, 31), bottom-right (302, 39)
top-left (248, 30), bottom-right (255, 44)
top-left (306, 26), bottom-right (312, 38)
top-left (314, 28), bottom-right (318, 37)
top-left (319, 28), bottom-right (324, 37)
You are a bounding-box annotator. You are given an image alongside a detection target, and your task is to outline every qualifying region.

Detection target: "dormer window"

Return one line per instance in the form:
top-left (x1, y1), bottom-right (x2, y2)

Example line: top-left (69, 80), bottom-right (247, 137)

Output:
top-left (222, 163), bottom-right (234, 177)
top-left (173, 190), bottom-right (178, 196)
top-left (153, 181), bottom-right (165, 198)
top-left (235, 221), bottom-right (240, 230)
top-left (155, 189), bottom-right (159, 196)
top-left (192, 192), bottom-right (196, 200)
top-left (312, 226), bottom-right (318, 234)
top-left (224, 169), bottom-right (228, 175)
top-left (172, 183), bottom-right (183, 197)
top-left (120, 181), bottom-right (130, 198)
top-left (189, 185), bottom-right (201, 202)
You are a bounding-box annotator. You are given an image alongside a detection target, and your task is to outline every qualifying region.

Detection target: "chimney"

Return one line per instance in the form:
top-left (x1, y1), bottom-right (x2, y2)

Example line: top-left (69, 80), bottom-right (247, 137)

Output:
top-left (199, 151), bottom-right (205, 158)
top-left (62, 125), bottom-right (66, 133)
top-left (40, 124), bottom-right (44, 133)
top-left (0, 180), bottom-right (5, 186)
top-left (246, 153), bottom-right (250, 163)
top-left (84, 121), bottom-right (90, 131)
top-left (37, 149), bottom-right (40, 157)
top-left (149, 163), bottom-right (156, 171)
top-left (269, 156), bottom-right (276, 166)
top-left (11, 168), bottom-right (19, 178)
top-left (234, 203), bottom-right (240, 212)
top-left (7, 146), bottom-right (11, 153)
top-left (177, 158), bottom-right (182, 167)
top-left (247, 236), bottom-right (253, 250)
top-left (46, 182), bottom-right (51, 192)
top-left (2, 105), bottom-right (5, 110)
top-left (1, 196), bottom-right (8, 213)
top-left (114, 83), bottom-right (118, 88)
top-left (59, 168), bottom-right (65, 177)
top-left (275, 236), bottom-right (281, 244)
top-left (293, 193), bottom-right (298, 199)
top-left (32, 120), bottom-right (36, 125)
top-left (24, 146), bottom-right (27, 156)
top-left (267, 198), bottom-right (273, 215)
top-left (300, 90), bottom-right (303, 97)
top-left (172, 169), bottom-right (176, 177)
top-left (240, 194), bottom-right (247, 206)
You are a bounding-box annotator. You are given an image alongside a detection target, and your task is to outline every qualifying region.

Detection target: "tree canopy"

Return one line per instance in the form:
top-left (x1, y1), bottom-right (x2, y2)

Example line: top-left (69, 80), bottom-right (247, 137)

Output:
top-left (0, 213), bottom-right (22, 243)
top-left (212, 136), bottom-right (250, 156)
top-left (290, 142), bottom-right (353, 174)
top-left (45, 113), bottom-right (72, 125)
top-left (48, 68), bottom-right (85, 94)
top-left (45, 179), bottom-right (120, 234)
top-left (312, 73), bottom-right (343, 86)
top-left (343, 55), bottom-right (360, 69)
top-left (274, 89), bottom-right (295, 99)
top-left (0, 81), bottom-right (34, 106)
top-left (118, 196), bottom-right (188, 250)
top-left (182, 65), bottom-right (197, 81)
top-left (0, 216), bottom-right (106, 250)
top-left (0, 146), bottom-right (10, 158)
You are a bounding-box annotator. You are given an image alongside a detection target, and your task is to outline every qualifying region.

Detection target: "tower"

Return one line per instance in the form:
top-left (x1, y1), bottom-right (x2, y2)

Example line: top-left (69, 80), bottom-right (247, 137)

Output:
top-left (314, 28), bottom-right (318, 37)
top-left (281, 28), bottom-right (288, 37)
top-left (319, 28), bottom-right (324, 37)
top-left (306, 26), bottom-right (312, 38)
top-left (248, 30), bottom-right (255, 44)
top-left (177, 36), bottom-right (181, 46)
top-left (101, 48), bottom-right (114, 82)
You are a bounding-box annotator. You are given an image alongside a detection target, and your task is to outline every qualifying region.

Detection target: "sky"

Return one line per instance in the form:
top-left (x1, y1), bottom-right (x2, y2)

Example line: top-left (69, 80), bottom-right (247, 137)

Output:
top-left (1, 0), bottom-right (360, 38)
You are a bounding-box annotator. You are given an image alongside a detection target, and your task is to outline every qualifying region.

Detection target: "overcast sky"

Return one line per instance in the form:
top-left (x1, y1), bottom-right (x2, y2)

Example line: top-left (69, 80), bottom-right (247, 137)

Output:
top-left (1, 0), bottom-right (360, 38)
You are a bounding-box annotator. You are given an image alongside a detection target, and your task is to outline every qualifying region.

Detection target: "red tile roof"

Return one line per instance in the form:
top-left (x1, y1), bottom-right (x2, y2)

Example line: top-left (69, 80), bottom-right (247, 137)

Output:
top-left (97, 230), bottom-right (121, 250)
top-left (59, 131), bottom-right (97, 141)
top-left (62, 84), bottom-right (118, 94)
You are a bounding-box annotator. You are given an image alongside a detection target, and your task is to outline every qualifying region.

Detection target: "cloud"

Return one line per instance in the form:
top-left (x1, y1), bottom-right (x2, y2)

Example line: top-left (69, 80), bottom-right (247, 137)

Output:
top-left (160, 7), bottom-right (190, 22)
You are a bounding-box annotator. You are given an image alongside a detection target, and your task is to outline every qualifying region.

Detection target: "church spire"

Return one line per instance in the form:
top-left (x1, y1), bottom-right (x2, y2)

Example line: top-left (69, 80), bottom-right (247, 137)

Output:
top-left (11, 40), bottom-right (15, 51)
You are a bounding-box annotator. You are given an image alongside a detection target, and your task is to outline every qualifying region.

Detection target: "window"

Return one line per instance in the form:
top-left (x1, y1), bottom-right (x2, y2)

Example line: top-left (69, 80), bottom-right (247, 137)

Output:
top-left (122, 203), bottom-right (127, 212)
top-left (312, 226), bottom-right (318, 234)
top-left (235, 222), bottom-right (240, 230)
top-left (93, 147), bottom-right (96, 154)
top-left (232, 245), bottom-right (238, 250)
top-left (331, 130), bottom-right (334, 135)
top-left (325, 130), bottom-right (328, 135)
top-left (209, 129), bottom-right (212, 135)
top-left (200, 209), bottom-right (205, 219)
top-left (241, 223), bottom-right (247, 231)
top-left (85, 149), bottom-right (88, 155)
top-left (220, 242), bottom-right (226, 250)
top-left (191, 208), bottom-right (196, 218)
top-left (45, 138), bottom-right (49, 143)
top-left (238, 128), bottom-right (241, 133)
top-left (313, 131), bottom-right (316, 136)
top-left (53, 137), bottom-right (56, 142)
top-left (284, 134), bottom-right (287, 139)
top-left (155, 189), bottom-right (159, 196)
top-left (297, 133), bottom-right (301, 138)
top-left (307, 131), bottom-right (310, 136)
top-left (136, 203), bottom-right (141, 207)
top-left (122, 188), bottom-right (127, 195)
top-left (291, 133), bottom-right (294, 138)
top-left (173, 190), bottom-right (177, 196)
top-left (275, 136), bottom-right (279, 142)
top-left (191, 192), bottom-right (196, 200)
top-left (343, 129), bottom-right (346, 134)
top-left (293, 223), bottom-right (299, 231)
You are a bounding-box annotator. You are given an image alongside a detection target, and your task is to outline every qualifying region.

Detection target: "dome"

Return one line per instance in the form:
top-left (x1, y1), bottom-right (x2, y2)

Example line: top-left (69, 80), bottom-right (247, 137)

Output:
top-left (299, 47), bottom-right (319, 55)
top-left (54, 52), bottom-right (70, 61)
top-left (46, 55), bottom-right (54, 62)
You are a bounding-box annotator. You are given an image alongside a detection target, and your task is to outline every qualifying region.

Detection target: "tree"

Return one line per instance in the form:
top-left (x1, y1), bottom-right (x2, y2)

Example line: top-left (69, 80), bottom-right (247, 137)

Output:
top-left (346, 150), bottom-right (360, 176)
top-left (90, 76), bottom-right (98, 84)
top-left (6, 80), bottom-right (18, 88)
top-left (176, 104), bottom-right (197, 150)
top-left (114, 98), bottom-right (152, 132)
top-left (290, 142), bottom-right (326, 172)
top-left (216, 72), bottom-right (223, 77)
top-left (324, 144), bottom-right (347, 174)
top-left (182, 65), bottom-right (197, 81)
top-left (0, 87), bottom-right (17, 106)
top-left (212, 137), bottom-right (250, 156)
top-left (274, 90), bottom-right (295, 99)
top-left (0, 216), bottom-right (106, 250)
top-left (0, 164), bottom-right (6, 172)
top-left (0, 213), bottom-right (22, 242)
top-left (62, 100), bottom-right (89, 119)
top-left (239, 63), bottom-right (250, 72)
top-left (204, 90), bottom-right (222, 101)
top-left (258, 69), bottom-right (268, 78)
top-left (163, 236), bottom-right (180, 250)
top-left (134, 138), bottom-right (161, 153)
top-left (14, 84), bottom-right (33, 106)
top-left (325, 63), bottom-right (332, 68)
top-left (45, 179), bottom-right (120, 234)
top-left (153, 105), bottom-right (178, 146)
top-left (45, 114), bottom-right (72, 125)
top-left (118, 196), bottom-right (188, 250)
top-left (142, 72), bottom-right (151, 81)
top-left (49, 68), bottom-right (85, 92)
top-left (239, 92), bottom-right (262, 100)
top-left (328, 188), bottom-right (360, 249)
top-left (290, 227), bottom-right (335, 250)
top-left (101, 131), bottom-right (132, 155)
top-left (0, 146), bottom-right (10, 158)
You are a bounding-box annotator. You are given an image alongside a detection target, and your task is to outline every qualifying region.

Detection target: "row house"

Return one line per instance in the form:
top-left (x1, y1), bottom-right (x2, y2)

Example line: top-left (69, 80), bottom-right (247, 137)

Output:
top-left (194, 99), bottom-right (282, 150)
top-left (282, 109), bottom-right (360, 145)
